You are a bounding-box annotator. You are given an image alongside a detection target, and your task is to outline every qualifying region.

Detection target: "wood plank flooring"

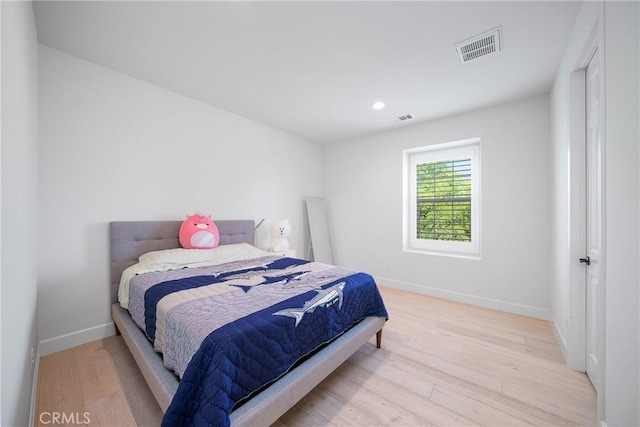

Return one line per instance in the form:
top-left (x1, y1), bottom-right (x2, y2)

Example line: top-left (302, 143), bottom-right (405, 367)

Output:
top-left (35, 286), bottom-right (596, 426)
top-left (36, 340), bottom-right (138, 427)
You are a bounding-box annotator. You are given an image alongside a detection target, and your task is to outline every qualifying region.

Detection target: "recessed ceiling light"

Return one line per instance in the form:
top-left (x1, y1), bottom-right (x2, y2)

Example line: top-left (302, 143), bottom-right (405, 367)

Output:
top-left (371, 101), bottom-right (385, 110)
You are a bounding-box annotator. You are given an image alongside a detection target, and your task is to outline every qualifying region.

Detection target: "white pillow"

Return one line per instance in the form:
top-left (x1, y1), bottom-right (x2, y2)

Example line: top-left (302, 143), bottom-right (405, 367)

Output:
top-left (139, 247), bottom-right (216, 266)
top-left (138, 243), bottom-right (270, 266)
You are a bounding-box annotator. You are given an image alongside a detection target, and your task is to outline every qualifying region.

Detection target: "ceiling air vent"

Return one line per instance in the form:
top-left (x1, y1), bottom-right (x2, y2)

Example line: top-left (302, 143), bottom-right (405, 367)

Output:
top-left (455, 27), bottom-right (502, 64)
top-left (393, 114), bottom-right (414, 123)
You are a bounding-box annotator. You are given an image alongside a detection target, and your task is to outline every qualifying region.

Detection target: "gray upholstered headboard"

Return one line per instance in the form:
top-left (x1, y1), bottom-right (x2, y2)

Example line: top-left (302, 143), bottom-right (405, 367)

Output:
top-left (109, 220), bottom-right (255, 304)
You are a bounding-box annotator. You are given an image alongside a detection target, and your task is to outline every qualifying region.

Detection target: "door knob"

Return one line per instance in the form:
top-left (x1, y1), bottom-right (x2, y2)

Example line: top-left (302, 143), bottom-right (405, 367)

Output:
top-left (579, 256), bottom-right (591, 265)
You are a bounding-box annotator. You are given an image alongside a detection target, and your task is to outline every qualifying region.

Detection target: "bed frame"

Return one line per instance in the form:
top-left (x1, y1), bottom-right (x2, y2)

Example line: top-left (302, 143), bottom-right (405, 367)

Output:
top-left (109, 220), bottom-right (385, 425)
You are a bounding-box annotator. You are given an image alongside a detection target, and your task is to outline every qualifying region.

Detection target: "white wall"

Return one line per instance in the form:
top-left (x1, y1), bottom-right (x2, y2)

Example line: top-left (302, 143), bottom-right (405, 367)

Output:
top-left (38, 46), bottom-right (323, 353)
top-left (602, 1), bottom-right (639, 425)
top-left (1, 2), bottom-right (40, 425)
top-left (551, 1), bottom-right (639, 424)
top-left (323, 95), bottom-right (551, 319)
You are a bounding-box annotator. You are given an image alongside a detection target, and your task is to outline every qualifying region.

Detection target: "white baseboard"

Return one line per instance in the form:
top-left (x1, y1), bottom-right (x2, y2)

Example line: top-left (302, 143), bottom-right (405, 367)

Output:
top-left (39, 322), bottom-right (116, 356)
top-left (29, 344), bottom-right (41, 427)
top-left (552, 315), bottom-right (569, 362)
top-left (376, 276), bottom-right (551, 320)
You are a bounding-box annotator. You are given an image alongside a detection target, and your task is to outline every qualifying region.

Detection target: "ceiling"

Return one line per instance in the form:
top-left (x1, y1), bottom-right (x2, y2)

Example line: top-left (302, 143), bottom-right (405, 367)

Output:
top-left (33, 1), bottom-right (581, 144)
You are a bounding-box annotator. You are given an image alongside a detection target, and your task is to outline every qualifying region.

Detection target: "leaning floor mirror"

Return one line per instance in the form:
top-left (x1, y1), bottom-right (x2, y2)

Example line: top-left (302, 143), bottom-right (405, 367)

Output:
top-left (305, 197), bottom-right (334, 264)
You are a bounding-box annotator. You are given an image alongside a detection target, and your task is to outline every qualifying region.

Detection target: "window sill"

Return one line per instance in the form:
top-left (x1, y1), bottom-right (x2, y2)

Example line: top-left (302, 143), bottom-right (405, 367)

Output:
top-left (402, 248), bottom-right (481, 261)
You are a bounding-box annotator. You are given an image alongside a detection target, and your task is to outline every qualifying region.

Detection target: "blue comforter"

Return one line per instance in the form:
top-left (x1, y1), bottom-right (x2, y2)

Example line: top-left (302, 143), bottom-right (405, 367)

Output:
top-left (130, 256), bottom-right (387, 426)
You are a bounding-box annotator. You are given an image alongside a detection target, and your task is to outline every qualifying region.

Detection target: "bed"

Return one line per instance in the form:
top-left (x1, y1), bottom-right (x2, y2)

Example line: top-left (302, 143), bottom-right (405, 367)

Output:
top-left (110, 220), bottom-right (387, 426)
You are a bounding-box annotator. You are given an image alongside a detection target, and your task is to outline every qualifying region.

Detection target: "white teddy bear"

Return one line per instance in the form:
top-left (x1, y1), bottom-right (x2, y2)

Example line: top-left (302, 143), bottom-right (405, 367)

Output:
top-left (270, 219), bottom-right (291, 252)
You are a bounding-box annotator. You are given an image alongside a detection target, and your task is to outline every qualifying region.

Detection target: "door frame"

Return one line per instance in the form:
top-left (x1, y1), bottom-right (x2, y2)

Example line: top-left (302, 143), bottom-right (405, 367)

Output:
top-left (566, 3), bottom-right (606, 422)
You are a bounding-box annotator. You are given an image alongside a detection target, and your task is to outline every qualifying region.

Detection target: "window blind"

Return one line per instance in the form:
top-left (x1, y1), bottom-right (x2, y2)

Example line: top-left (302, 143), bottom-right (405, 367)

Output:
top-left (416, 158), bottom-right (472, 242)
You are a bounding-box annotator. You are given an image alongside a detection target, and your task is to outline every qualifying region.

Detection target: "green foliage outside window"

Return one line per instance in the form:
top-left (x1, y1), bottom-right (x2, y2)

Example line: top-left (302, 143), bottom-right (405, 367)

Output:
top-left (416, 158), bottom-right (472, 242)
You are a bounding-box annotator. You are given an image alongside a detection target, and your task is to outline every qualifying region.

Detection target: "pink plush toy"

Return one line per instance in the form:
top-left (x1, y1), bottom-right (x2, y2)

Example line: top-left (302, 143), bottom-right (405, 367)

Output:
top-left (179, 213), bottom-right (220, 249)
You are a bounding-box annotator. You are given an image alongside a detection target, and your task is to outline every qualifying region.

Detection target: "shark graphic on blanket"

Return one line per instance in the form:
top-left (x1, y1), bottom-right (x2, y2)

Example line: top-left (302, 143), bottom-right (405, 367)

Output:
top-left (126, 255), bottom-right (388, 427)
top-left (274, 282), bottom-right (346, 326)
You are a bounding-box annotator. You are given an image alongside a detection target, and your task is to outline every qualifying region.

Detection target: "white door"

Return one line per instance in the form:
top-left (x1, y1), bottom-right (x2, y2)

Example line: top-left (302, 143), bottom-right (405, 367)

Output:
top-left (584, 50), bottom-right (602, 391)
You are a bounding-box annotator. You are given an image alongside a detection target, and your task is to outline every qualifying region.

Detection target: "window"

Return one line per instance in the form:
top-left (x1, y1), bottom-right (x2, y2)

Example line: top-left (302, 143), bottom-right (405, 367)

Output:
top-left (403, 138), bottom-right (481, 257)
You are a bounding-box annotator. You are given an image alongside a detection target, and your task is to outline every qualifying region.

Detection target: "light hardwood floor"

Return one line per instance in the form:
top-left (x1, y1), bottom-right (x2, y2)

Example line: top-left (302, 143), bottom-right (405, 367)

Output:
top-left (36, 286), bottom-right (596, 426)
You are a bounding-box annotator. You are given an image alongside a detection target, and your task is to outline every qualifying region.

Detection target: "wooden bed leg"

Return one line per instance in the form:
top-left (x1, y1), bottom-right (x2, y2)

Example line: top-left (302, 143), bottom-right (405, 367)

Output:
top-left (376, 329), bottom-right (382, 349)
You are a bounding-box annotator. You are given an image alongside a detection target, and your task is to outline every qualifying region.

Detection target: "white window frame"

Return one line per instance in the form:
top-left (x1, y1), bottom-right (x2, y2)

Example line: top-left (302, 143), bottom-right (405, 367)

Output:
top-left (402, 138), bottom-right (481, 258)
